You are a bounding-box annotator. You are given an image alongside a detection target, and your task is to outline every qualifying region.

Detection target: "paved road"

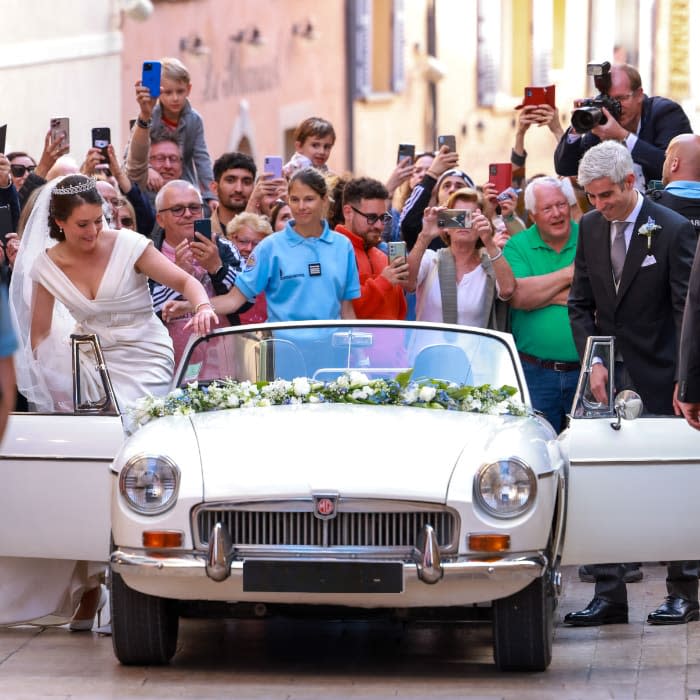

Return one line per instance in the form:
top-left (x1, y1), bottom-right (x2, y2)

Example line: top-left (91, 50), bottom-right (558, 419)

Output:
top-left (1, 565), bottom-right (699, 699)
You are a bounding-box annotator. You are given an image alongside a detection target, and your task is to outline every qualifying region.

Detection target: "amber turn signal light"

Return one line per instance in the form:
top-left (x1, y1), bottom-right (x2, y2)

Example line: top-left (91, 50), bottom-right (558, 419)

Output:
top-left (142, 530), bottom-right (183, 548)
top-left (468, 533), bottom-right (511, 552)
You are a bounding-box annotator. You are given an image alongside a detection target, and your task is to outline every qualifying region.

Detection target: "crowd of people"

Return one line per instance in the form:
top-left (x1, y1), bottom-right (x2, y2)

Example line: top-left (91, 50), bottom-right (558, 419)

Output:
top-left (1, 56), bottom-right (700, 632)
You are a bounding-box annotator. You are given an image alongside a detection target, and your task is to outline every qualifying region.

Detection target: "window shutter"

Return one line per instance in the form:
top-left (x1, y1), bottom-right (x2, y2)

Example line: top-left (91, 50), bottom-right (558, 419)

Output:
top-left (391, 0), bottom-right (406, 93)
top-left (353, 0), bottom-right (372, 99)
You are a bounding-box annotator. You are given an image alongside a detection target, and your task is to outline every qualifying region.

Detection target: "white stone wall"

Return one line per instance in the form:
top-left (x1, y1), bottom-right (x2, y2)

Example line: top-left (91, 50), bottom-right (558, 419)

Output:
top-left (0, 0), bottom-right (122, 161)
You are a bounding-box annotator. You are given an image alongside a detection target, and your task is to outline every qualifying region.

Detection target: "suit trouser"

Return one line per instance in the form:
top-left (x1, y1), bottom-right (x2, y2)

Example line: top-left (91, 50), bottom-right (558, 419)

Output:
top-left (593, 561), bottom-right (700, 604)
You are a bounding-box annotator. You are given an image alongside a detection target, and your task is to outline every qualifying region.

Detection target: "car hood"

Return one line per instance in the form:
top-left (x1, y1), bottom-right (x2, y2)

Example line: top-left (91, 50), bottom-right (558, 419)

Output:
top-left (191, 403), bottom-right (506, 503)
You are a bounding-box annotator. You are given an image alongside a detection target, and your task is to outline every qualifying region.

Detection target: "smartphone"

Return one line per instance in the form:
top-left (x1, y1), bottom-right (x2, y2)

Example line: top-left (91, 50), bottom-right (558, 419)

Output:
top-left (194, 218), bottom-right (212, 241)
top-left (91, 127), bottom-right (111, 160)
top-left (0, 205), bottom-right (12, 244)
top-left (647, 180), bottom-right (664, 192)
top-left (142, 60), bottom-right (162, 98)
top-left (50, 117), bottom-right (70, 150)
top-left (516, 84), bottom-right (556, 109)
top-left (387, 240), bottom-right (407, 263)
top-left (488, 163), bottom-right (513, 194)
top-left (0, 125), bottom-right (6, 154)
top-left (437, 135), bottom-right (456, 152)
top-left (396, 143), bottom-right (415, 164)
top-left (263, 155), bottom-right (283, 179)
top-left (437, 209), bottom-right (472, 228)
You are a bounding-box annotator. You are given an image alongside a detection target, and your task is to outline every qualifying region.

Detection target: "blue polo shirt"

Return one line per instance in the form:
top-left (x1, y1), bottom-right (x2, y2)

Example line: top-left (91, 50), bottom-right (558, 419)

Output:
top-left (0, 286), bottom-right (17, 359)
top-left (235, 220), bottom-right (361, 322)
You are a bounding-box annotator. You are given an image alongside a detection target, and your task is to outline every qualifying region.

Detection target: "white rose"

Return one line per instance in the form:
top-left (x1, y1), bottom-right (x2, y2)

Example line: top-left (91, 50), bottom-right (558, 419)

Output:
top-left (348, 371), bottom-right (369, 387)
top-left (293, 377), bottom-right (311, 396)
top-left (403, 387), bottom-right (418, 404)
top-left (419, 386), bottom-right (436, 402)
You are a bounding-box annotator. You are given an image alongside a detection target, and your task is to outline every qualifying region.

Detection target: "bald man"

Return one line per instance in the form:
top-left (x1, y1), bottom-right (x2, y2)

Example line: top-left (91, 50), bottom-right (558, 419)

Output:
top-left (650, 133), bottom-right (700, 238)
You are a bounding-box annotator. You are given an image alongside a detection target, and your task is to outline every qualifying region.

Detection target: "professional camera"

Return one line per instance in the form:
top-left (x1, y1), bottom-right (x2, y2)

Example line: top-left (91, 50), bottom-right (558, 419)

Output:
top-left (570, 62), bottom-right (622, 133)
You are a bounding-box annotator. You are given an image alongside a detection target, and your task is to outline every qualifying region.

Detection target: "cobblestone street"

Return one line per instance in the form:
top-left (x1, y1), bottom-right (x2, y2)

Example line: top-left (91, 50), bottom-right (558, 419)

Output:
top-left (1, 565), bottom-right (699, 699)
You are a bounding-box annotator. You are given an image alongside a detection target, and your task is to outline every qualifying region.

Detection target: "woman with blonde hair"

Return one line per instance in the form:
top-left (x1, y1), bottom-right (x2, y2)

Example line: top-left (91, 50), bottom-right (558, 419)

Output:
top-left (226, 212), bottom-right (273, 323)
top-left (406, 187), bottom-right (515, 330)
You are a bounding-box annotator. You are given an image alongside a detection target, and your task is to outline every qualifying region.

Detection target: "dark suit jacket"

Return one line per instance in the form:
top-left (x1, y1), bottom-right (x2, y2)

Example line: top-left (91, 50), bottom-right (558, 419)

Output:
top-left (678, 251), bottom-right (700, 403)
top-left (554, 95), bottom-right (692, 183)
top-left (568, 196), bottom-right (696, 414)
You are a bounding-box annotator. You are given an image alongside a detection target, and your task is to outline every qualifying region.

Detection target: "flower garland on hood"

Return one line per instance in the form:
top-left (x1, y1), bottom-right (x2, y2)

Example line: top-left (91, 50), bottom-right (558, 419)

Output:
top-left (127, 370), bottom-right (527, 431)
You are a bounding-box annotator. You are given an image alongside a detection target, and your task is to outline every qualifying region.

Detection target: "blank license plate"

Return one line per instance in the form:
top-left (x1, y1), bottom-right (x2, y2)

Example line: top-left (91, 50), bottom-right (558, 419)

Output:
top-left (243, 560), bottom-right (404, 593)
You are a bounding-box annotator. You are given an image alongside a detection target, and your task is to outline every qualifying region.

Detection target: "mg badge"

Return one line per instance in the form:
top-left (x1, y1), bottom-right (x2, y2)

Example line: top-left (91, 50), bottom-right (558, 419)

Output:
top-left (313, 494), bottom-right (338, 520)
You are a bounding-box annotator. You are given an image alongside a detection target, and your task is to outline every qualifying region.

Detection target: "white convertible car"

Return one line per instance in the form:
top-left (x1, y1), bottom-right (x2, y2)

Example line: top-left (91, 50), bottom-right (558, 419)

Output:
top-left (1, 321), bottom-right (698, 672)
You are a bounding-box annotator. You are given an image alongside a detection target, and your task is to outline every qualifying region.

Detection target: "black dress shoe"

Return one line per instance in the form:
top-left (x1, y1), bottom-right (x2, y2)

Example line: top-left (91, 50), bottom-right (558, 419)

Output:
top-left (563, 597), bottom-right (628, 626)
top-left (578, 565), bottom-right (643, 583)
top-left (647, 596), bottom-right (700, 625)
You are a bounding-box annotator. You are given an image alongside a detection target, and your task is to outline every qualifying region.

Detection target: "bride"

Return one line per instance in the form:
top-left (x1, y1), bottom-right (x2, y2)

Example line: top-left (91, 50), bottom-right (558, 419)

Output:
top-left (3, 173), bottom-right (218, 630)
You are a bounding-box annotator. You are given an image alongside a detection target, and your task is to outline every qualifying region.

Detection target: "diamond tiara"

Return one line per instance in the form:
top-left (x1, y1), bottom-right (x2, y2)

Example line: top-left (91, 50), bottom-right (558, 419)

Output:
top-left (53, 177), bottom-right (97, 196)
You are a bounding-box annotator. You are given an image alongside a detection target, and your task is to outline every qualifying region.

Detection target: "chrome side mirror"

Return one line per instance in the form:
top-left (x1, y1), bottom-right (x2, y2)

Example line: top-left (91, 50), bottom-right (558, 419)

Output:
top-left (611, 390), bottom-right (643, 430)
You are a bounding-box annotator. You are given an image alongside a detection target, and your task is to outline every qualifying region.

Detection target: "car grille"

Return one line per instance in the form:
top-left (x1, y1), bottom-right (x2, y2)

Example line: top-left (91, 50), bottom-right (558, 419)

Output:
top-left (193, 501), bottom-right (458, 552)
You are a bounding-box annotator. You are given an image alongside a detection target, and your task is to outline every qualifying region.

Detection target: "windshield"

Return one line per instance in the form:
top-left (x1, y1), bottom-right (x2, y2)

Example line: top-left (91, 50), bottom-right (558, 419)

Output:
top-left (176, 323), bottom-right (524, 399)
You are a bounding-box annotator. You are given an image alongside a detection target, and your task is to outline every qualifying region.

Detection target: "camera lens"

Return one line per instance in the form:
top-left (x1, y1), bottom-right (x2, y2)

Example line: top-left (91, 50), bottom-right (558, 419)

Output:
top-left (571, 107), bottom-right (603, 133)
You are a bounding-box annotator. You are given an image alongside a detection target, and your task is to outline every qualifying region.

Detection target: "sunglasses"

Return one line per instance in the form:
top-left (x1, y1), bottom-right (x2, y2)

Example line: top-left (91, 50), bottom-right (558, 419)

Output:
top-left (118, 217), bottom-right (135, 228)
top-left (10, 164), bottom-right (36, 177)
top-left (350, 205), bottom-right (392, 226)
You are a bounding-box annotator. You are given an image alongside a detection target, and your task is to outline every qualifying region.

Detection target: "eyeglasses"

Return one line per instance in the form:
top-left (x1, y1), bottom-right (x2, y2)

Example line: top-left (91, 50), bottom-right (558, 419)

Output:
top-left (10, 164), bottom-right (36, 177)
top-left (610, 92), bottom-right (637, 102)
top-left (350, 205), bottom-right (392, 226)
top-left (157, 203), bottom-right (204, 217)
top-left (150, 154), bottom-right (182, 164)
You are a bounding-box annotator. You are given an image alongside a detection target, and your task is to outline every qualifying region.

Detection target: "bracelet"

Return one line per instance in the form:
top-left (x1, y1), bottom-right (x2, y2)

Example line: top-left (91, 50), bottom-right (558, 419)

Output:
top-left (510, 148), bottom-right (527, 167)
top-left (136, 117), bottom-right (152, 129)
top-left (488, 249), bottom-right (503, 263)
top-left (194, 302), bottom-right (214, 314)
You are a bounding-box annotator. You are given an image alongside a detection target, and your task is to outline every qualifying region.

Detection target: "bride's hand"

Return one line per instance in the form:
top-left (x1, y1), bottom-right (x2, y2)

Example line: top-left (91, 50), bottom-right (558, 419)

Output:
top-left (186, 304), bottom-right (219, 335)
top-left (162, 299), bottom-right (192, 322)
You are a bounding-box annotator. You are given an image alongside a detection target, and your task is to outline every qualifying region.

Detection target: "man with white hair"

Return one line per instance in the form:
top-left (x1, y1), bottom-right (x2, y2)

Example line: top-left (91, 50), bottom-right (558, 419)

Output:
top-left (504, 176), bottom-right (580, 433)
top-left (564, 140), bottom-right (697, 627)
top-left (150, 179), bottom-right (246, 364)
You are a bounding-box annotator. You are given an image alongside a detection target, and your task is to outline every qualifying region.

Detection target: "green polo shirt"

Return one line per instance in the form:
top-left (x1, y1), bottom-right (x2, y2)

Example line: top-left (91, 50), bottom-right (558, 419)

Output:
top-left (503, 221), bottom-right (579, 362)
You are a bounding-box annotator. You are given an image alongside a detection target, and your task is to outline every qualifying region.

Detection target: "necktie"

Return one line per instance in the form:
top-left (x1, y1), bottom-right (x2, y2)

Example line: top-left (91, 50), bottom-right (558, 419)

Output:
top-left (610, 221), bottom-right (627, 286)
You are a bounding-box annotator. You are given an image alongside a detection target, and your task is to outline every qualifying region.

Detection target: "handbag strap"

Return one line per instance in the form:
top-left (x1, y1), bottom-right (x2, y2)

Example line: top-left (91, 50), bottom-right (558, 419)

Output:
top-left (437, 249), bottom-right (458, 324)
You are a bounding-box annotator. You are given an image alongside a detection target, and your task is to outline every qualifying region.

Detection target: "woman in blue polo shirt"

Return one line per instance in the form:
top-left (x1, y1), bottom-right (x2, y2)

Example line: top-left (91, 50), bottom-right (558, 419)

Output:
top-left (164, 167), bottom-right (360, 323)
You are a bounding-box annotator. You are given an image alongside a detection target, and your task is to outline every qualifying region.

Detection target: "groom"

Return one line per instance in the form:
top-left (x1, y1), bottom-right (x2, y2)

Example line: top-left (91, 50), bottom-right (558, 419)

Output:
top-left (565, 140), bottom-right (697, 626)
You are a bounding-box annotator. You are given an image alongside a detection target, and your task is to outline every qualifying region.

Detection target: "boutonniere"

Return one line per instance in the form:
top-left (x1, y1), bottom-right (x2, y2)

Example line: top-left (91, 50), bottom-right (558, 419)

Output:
top-left (637, 217), bottom-right (662, 251)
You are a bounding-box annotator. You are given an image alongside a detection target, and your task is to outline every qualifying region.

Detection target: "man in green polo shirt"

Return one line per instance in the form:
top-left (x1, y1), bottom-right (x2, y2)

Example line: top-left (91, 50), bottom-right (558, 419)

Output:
top-left (504, 176), bottom-right (579, 432)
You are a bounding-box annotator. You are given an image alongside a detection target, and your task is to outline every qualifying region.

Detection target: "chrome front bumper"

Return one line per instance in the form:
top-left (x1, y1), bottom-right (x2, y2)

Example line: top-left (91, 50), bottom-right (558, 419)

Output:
top-left (112, 522), bottom-right (546, 585)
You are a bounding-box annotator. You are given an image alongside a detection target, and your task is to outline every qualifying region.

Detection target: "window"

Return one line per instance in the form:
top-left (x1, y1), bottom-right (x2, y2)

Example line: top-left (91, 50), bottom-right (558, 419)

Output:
top-left (351, 0), bottom-right (405, 98)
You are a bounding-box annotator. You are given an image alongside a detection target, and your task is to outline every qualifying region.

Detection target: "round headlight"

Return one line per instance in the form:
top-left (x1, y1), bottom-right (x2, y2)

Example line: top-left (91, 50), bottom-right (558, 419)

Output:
top-left (474, 458), bottom-right (537, 518)
top-left (119, 454), bottom-right (180, 515)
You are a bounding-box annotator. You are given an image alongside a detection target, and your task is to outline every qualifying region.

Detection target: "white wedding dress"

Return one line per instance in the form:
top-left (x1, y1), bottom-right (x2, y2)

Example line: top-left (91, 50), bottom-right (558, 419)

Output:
top-left (3, 209), bottom-right (175, 626)
top-left (29, 228), bottom-right (174, 412)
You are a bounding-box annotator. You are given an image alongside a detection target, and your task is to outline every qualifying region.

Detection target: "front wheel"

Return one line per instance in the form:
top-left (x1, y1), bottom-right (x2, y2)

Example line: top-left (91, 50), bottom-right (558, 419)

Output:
top-left (110, 569), bottom-right (179, 665)
top-left (492, 572), bottom-right (555, 672)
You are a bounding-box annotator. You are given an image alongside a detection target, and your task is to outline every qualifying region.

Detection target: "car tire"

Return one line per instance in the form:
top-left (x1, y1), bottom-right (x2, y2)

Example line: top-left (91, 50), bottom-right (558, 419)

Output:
top-left (492, 573), bottom-right (555, 672)
top-left (110, 569), bottom-right (179, 665)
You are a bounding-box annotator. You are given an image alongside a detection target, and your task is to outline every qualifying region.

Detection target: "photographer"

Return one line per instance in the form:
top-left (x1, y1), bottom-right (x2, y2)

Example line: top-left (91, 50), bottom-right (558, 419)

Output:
top-left (554, 63), bottom-right (692, 188)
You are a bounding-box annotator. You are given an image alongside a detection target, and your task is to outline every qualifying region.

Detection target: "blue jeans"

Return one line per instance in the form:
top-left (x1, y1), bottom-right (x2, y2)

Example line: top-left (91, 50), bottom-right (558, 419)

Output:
top-left (521, 361), bottom-right (579, 433)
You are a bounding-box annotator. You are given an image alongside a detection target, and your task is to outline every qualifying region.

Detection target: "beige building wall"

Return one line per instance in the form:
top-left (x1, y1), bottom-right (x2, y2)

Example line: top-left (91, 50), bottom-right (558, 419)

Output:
top-left (120, 0), bottom-right (349, 172)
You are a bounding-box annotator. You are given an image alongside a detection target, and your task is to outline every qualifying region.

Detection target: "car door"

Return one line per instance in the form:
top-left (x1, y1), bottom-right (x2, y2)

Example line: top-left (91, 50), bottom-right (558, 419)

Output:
top-left (0, 335), bottom-right (126, 562)
top-left (0, 413), bottom-right (124, 562)
top-left (561, 336), bottom-right (700, 565)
